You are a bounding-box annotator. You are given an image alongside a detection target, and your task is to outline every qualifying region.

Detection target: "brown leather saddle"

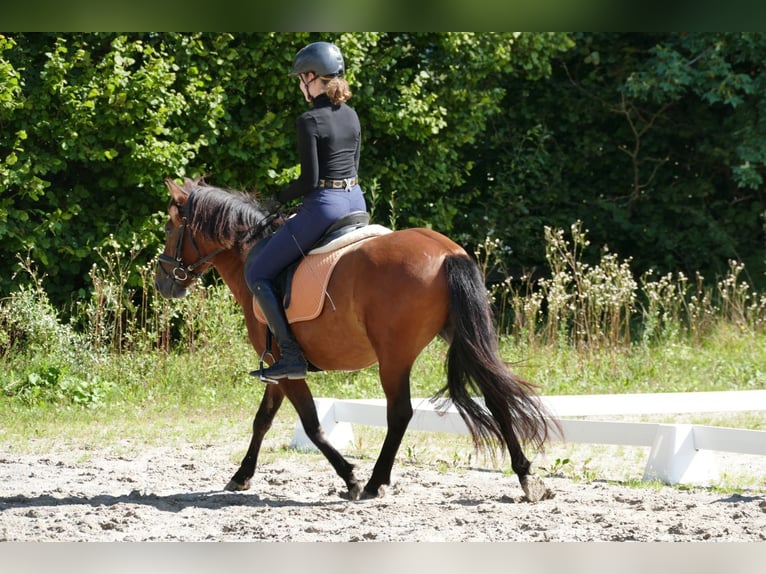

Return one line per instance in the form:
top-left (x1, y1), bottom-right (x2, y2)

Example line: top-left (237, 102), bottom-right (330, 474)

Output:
top-left (245, 210), bottom-right (370, 318)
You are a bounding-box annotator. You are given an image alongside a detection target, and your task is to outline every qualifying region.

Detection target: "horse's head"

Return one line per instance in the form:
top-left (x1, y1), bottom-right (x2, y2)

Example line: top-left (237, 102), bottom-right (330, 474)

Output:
top-left (154, 177), bottom-right (226, 299)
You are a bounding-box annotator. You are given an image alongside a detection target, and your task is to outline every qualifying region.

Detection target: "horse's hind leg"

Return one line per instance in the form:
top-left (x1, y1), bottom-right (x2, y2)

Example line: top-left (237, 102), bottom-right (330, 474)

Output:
top-left (363, 365), bottom-right (413, 498)
top-left (484, 399), bottom-right (554, 502)
top-left (226, 385), bottom-right (285, 491)
top-left (282, 380), bottom-right (365, 500)
top-left (507, 435), bottom-right (554, 502)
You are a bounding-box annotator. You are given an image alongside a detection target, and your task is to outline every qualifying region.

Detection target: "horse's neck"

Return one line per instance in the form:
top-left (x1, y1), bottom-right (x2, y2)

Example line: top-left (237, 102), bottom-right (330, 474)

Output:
top-left (214, 250), bottom-right (264, 346)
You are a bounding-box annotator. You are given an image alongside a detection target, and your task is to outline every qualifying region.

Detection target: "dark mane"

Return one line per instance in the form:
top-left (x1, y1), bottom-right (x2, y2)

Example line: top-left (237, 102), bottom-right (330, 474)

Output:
top-left (185, 182), bottom-right (276, 251)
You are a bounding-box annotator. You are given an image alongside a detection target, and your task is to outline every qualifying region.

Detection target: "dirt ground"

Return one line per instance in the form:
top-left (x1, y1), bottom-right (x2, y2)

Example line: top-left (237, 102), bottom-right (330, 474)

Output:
top-left (1, 436), bottom-right (765, 543)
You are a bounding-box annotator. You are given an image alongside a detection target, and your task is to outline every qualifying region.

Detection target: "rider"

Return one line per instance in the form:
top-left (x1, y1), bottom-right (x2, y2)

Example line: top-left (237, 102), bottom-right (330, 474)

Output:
top-left (245, 41), bottom-right (367, 382)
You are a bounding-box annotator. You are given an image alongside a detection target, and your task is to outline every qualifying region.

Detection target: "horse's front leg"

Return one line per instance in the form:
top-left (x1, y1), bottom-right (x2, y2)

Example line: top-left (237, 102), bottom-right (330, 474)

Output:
top-left (281, 379), bottom-right (365, 500)
top-left (226, 385), bottom-right (286, 491)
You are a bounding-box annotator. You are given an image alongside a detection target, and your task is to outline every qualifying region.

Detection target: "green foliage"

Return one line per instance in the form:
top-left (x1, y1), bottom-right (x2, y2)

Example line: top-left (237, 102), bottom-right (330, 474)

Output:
top-left (1, 31), bottom-right (766, 318)
top-left (469, 32), bottom-right (766, 287)
top-left (353, 32), bottom-right (574, 233)
top-left (495, 220), bottom-right (766, 355)
top-left (2, 365), bottom-right (112, 408)
top-left (0, 33), bottom-right (231, 305)
top-left (541, 456), bottom-right (572, 477)
top-left (0, 261), bottom-right (113, 408)
top-left (0, 32), bottom-right (573, 309)
top-left (0, 257), bottom-right (86, 358)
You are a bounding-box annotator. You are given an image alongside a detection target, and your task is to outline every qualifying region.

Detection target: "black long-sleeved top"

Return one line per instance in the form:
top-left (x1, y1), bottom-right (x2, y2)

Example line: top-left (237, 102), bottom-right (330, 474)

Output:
top-left (278, 94), bottom-right (361, 203)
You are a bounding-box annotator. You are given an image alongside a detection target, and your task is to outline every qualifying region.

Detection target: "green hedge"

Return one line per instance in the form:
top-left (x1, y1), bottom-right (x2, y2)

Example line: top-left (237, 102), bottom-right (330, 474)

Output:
top-left (2, 33), bottom-right (764, 311)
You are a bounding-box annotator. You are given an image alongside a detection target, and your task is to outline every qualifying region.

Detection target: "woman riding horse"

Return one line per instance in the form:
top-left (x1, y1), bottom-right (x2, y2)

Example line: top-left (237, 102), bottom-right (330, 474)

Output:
top-left (245, 41), bottom-right (367, 383)
top-left (155, 177), bottom-right (557, 502)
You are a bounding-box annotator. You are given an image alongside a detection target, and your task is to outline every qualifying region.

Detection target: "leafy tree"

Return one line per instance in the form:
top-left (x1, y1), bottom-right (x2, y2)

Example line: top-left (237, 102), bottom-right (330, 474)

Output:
top-left (1, 32), bottom-right (571, 307)
top-left (460, 32), bottom-right (766, 286)
top-left (349, 32), bottom-right (574, 231)
top-left (0, 33), bottom-right (230, 303)
top-left (2, 32), bottom-right (764, 316)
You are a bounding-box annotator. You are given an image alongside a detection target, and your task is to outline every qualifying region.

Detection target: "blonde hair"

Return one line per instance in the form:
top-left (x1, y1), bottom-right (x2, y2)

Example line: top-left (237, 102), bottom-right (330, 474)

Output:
top-left (323, 76), bottom-right (352, 104)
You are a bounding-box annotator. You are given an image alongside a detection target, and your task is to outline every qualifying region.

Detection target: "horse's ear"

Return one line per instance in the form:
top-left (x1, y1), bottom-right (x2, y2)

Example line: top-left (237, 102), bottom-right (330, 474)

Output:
top-left (165, 177), bottom-right (188, 204)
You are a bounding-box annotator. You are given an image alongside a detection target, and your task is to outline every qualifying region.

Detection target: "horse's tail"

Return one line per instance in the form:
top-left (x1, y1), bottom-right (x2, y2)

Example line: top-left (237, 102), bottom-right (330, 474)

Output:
top-left (436, 254), bottom-right (555, 456)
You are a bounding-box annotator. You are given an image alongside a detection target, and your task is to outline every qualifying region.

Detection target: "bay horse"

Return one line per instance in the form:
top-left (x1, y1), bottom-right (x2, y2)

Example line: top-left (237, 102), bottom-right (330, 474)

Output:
top-left (154, 177), bottom-right (556, 502)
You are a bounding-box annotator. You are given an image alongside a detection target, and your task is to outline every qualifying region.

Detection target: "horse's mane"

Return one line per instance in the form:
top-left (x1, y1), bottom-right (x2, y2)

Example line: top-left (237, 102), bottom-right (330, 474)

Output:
top-left (184, 181), bottom-right (277, 252)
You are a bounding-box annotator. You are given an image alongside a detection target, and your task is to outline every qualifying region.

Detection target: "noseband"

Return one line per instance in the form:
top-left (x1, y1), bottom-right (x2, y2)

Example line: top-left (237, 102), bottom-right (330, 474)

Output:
top-left (157, 193), bottom-right (225, 286)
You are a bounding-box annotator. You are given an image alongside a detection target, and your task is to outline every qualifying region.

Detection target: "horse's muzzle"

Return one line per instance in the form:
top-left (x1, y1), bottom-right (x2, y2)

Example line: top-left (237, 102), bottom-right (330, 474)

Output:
top-left (154, 274), bottom-right (188, 300)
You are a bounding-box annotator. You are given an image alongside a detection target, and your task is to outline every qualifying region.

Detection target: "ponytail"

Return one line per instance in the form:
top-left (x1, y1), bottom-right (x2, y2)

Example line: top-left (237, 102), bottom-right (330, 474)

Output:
top-left (323, 76), bottom-right (352, 104)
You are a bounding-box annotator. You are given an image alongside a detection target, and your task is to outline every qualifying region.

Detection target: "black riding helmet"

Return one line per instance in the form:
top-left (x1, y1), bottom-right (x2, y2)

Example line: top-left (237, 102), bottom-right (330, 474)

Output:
top-left (290, 42), bottom-right (345, 77)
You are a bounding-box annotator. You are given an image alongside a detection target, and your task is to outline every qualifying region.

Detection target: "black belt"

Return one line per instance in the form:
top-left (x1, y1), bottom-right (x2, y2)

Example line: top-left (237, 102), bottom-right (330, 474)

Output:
top-left (317, 177), bottom-right (358, 190)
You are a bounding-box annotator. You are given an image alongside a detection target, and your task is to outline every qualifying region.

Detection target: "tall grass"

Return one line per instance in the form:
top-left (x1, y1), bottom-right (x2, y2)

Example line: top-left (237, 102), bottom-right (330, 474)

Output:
top-left (489, 221), bottom-right (766, 351)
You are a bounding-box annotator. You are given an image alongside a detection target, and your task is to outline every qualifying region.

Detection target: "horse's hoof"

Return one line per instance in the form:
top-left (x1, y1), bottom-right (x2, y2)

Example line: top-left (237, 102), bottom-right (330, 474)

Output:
top-left (346, 483), bottom-right (363, 501)
top-left (225, 478), bottom-right (250, 492)
top-left (520, 474), bottom-right (555, 502)
top-left (346, 478), bottom-right (363, 500)
top-left (361, 484), bottom-right (386, 500)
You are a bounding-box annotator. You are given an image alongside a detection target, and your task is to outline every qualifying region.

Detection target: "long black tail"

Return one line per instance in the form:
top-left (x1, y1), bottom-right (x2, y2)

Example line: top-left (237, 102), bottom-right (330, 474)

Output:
top-left (436, 254), bottom-right (555, 455)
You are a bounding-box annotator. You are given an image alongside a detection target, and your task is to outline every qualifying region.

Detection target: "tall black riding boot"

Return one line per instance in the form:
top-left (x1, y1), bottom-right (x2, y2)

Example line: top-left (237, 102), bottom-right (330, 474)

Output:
top-left (249, 280), bottom-right (308, 382)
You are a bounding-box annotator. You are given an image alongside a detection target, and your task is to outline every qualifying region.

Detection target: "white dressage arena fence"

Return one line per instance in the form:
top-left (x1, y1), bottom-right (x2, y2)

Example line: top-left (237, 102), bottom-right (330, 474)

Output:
top-left (290, 390), bottom-right (766, 485)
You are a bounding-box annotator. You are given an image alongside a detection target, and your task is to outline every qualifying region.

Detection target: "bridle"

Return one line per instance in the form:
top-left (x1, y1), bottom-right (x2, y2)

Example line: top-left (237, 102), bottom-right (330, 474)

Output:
top-left (157, 193), bottom-right (225, 286)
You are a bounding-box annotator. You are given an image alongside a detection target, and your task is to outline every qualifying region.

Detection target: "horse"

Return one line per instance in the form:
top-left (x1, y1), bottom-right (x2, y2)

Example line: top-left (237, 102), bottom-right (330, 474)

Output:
top-left (154, 177), bottom-right (557, 502)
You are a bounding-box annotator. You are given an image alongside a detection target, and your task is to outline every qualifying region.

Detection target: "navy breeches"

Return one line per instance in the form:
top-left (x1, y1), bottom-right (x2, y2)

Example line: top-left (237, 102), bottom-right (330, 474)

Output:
top-left (245, 185), bottom-right (366, 287)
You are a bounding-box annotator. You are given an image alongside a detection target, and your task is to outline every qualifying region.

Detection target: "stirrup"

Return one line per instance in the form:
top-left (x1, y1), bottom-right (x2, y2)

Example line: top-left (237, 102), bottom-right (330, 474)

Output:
top-left (249, 353), bottom-right (281, 385)
top-left (251, 370), bottom-right (280, 385)
top-left (259, 360), bottom-right (307, 381)
top-left (248, 367), bottom-right (304, 384)
top-left (249, 358), bottom-right (306, 384)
